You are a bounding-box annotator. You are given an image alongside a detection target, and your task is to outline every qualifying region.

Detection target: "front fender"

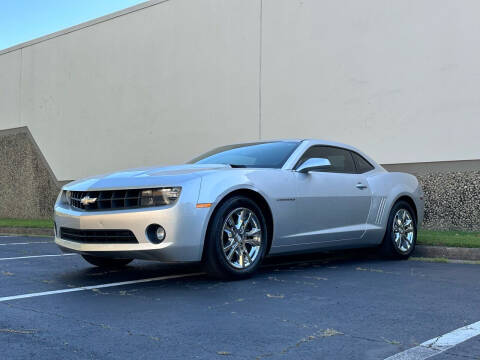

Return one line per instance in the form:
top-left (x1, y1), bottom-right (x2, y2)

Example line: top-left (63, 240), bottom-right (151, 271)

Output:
top-left (194, 171), bottom-right (272, 260)
top-left (196, 169), bottom-right (298, 254)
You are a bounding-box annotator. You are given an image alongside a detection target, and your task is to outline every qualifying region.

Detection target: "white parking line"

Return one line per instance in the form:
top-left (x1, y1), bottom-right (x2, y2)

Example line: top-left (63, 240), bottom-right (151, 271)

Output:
top-left (0, 272), bottom-right (204, 302)
top-left (385, 320), bottom-right (480, 359)
top-left (0, 241), bottom-right (53, 246)
top-left (0, 254), bottom-right (77, 261)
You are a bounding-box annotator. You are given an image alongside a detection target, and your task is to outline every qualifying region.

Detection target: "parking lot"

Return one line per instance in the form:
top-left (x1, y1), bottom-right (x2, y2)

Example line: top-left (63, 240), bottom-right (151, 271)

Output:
top-left (1, 235), bottom-right (479, 360)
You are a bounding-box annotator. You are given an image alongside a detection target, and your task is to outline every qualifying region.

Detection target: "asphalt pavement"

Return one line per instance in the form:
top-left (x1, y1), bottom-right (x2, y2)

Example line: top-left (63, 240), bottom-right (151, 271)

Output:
top-left (1, 235), bottom-right (479, 360)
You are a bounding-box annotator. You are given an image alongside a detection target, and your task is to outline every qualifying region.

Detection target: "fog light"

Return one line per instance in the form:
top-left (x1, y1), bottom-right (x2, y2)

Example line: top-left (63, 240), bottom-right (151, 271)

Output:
top-left (146, 224), bottom-right (166, 244)
top-left (156, 226), bottom-right (166, 241)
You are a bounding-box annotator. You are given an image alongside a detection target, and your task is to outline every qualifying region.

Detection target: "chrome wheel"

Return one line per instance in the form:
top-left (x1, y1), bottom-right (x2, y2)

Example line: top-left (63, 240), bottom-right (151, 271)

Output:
top-left (221, 207), bottom-right (262, 269)
top-left (392, 209), bottom-right (415, 253)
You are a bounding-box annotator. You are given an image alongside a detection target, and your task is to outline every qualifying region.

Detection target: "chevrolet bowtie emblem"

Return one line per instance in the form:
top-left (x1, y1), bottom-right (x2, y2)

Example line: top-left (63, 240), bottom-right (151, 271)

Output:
top-left (80, 196), bottom-right (97, 206)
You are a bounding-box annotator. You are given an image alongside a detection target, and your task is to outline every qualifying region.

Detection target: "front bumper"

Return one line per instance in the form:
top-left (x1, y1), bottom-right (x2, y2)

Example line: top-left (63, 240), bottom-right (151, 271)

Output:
top-left (54, 200), bottom-right (211, 262)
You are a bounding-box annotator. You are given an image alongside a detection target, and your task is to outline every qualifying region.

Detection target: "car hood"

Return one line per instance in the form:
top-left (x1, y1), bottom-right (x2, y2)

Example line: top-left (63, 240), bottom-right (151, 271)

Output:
top-left (63, 164), bottom-right (231, 191)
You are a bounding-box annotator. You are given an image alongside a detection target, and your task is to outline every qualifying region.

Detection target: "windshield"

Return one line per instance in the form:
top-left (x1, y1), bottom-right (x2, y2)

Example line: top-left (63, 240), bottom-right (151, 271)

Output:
top-left (189, 141), bottom-right (300, 169)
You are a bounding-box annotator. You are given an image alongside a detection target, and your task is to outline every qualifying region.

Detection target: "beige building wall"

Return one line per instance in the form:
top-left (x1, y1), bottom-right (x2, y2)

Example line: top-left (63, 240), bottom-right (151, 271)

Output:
top-left (1, 0), bottom-right (479, 181)
top-left (261, 0), bottom-right (480, 165)
top-left (0, 0), bottom-right (261, 180)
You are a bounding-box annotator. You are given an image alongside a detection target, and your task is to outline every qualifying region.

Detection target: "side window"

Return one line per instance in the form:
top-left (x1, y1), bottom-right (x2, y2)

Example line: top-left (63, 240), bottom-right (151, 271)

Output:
top-left (351, 152), bottom-right (374, 173)
top-left (296, 146), bottom-right (356, 173)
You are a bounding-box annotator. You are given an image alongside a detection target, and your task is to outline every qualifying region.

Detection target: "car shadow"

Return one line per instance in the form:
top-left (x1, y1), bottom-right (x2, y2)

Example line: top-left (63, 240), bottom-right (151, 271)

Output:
top-left (55, 247), bottom-right (385, 287)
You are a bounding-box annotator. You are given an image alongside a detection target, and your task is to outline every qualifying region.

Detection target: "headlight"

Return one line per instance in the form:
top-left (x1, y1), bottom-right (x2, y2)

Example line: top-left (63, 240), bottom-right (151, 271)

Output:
top-left (140, 187), bottom-right (181, 207)
top-left (64, 190), bottom-right (71, 204)
top-left (56, 190), bottom-right (70, 205)
top-left (55, 191), bottom-right (63, 204)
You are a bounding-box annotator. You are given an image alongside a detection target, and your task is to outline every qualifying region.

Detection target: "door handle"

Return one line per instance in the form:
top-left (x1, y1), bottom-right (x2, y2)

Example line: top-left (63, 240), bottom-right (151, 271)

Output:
top-left (356, 183), bottom-right (368, 190)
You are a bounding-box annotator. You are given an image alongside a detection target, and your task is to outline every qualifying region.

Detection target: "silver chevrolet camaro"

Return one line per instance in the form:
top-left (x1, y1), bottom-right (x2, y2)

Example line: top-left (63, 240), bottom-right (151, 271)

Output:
top-left (54, 139), bottom-right (424, 279)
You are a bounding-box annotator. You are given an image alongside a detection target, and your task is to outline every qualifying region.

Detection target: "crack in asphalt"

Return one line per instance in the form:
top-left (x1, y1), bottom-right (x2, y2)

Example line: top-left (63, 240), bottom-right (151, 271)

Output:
top-left (277, 328), bottom-right (344, 355)
top-left (253, 327), bottom-right (408, 359)
top-left (255, 328), bottom-right (344, 359)
top-left (254, 327), bottom-right (480, 360)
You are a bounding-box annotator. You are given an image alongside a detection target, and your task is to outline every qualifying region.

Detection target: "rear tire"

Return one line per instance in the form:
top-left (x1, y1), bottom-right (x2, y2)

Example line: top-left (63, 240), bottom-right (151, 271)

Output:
top-left (204, 196), bottom-right (268, 280)
top-left (380, 200), bottom-right (417, 259)
top-left (82, 255), bottom-right (133, 268)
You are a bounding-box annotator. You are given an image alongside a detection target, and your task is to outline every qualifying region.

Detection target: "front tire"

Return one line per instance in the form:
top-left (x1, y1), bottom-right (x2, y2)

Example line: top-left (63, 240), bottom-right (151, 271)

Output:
top-left (82, 255), bottom-right (133, 268)
top-left (380, 200), bottom-right (417, 259)
top-left (204, 196), bottom-right (268, 280)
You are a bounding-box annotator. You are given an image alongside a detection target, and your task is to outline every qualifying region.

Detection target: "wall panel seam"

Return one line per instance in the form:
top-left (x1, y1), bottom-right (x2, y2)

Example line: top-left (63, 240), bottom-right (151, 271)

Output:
top-left (258, 0), bottom-right (263, 140)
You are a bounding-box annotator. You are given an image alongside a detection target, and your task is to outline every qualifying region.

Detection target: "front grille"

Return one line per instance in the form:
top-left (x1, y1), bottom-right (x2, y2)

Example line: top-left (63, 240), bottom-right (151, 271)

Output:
top-left (60, 227), bottom-right (138, 244)
top-left (70, 190), bottom-right (142, 210)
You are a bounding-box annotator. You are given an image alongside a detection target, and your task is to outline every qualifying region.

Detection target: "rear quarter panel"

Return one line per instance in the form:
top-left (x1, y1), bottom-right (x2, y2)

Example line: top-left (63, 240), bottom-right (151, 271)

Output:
top-left (364, 171), bottom-right (424, 245)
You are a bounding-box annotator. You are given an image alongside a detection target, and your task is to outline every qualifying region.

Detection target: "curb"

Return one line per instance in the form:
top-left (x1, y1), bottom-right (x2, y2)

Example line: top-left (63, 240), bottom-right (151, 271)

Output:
top-left (0, 229), bottom-right (478, 262)
top-left (414, 245), bottom-right (480, 261)
top-left (0, 227), bottom-right (54, 236)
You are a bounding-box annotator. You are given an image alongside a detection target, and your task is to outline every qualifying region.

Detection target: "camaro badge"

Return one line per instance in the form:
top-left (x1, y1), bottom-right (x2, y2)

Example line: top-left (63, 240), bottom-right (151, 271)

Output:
top-left (80, 196), bottom-right (97, 206)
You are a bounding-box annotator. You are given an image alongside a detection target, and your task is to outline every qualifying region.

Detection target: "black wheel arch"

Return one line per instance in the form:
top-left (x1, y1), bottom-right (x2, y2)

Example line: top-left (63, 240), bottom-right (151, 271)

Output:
top-left (393, 195), bottom-right (418, 222)
top-left (379, 195), bottom-right (419, 243)
top-left (202, 188), bottom-right (274, 261)
top-left (380, 195), bottom-right (418, 258)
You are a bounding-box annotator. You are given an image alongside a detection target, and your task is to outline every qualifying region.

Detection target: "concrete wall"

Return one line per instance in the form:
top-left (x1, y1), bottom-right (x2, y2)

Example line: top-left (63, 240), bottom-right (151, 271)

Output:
top-left (0, 128), bottom-right (60, 219)
top-left (261, 0), bottom-right (480, 165)
top-left (384, 162), bottom-right (480, 231)
top-left (418, 171), bottom-right (480, 231)
top-left (0, 0), bottom-right (261, 180)
top-left (1, 0), bottom-right (479, 181)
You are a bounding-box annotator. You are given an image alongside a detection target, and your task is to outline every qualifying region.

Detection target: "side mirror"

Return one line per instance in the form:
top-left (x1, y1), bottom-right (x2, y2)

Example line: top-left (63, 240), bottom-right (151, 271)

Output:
top-left (296, 158), bottom-right (332, 173)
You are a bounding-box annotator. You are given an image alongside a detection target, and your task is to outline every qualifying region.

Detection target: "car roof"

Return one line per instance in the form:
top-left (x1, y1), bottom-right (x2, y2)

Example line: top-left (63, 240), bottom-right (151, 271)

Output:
top-left (242, 139), bottom-right (365, 154)
top-left (300, 138), bottom-right (363, 152)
